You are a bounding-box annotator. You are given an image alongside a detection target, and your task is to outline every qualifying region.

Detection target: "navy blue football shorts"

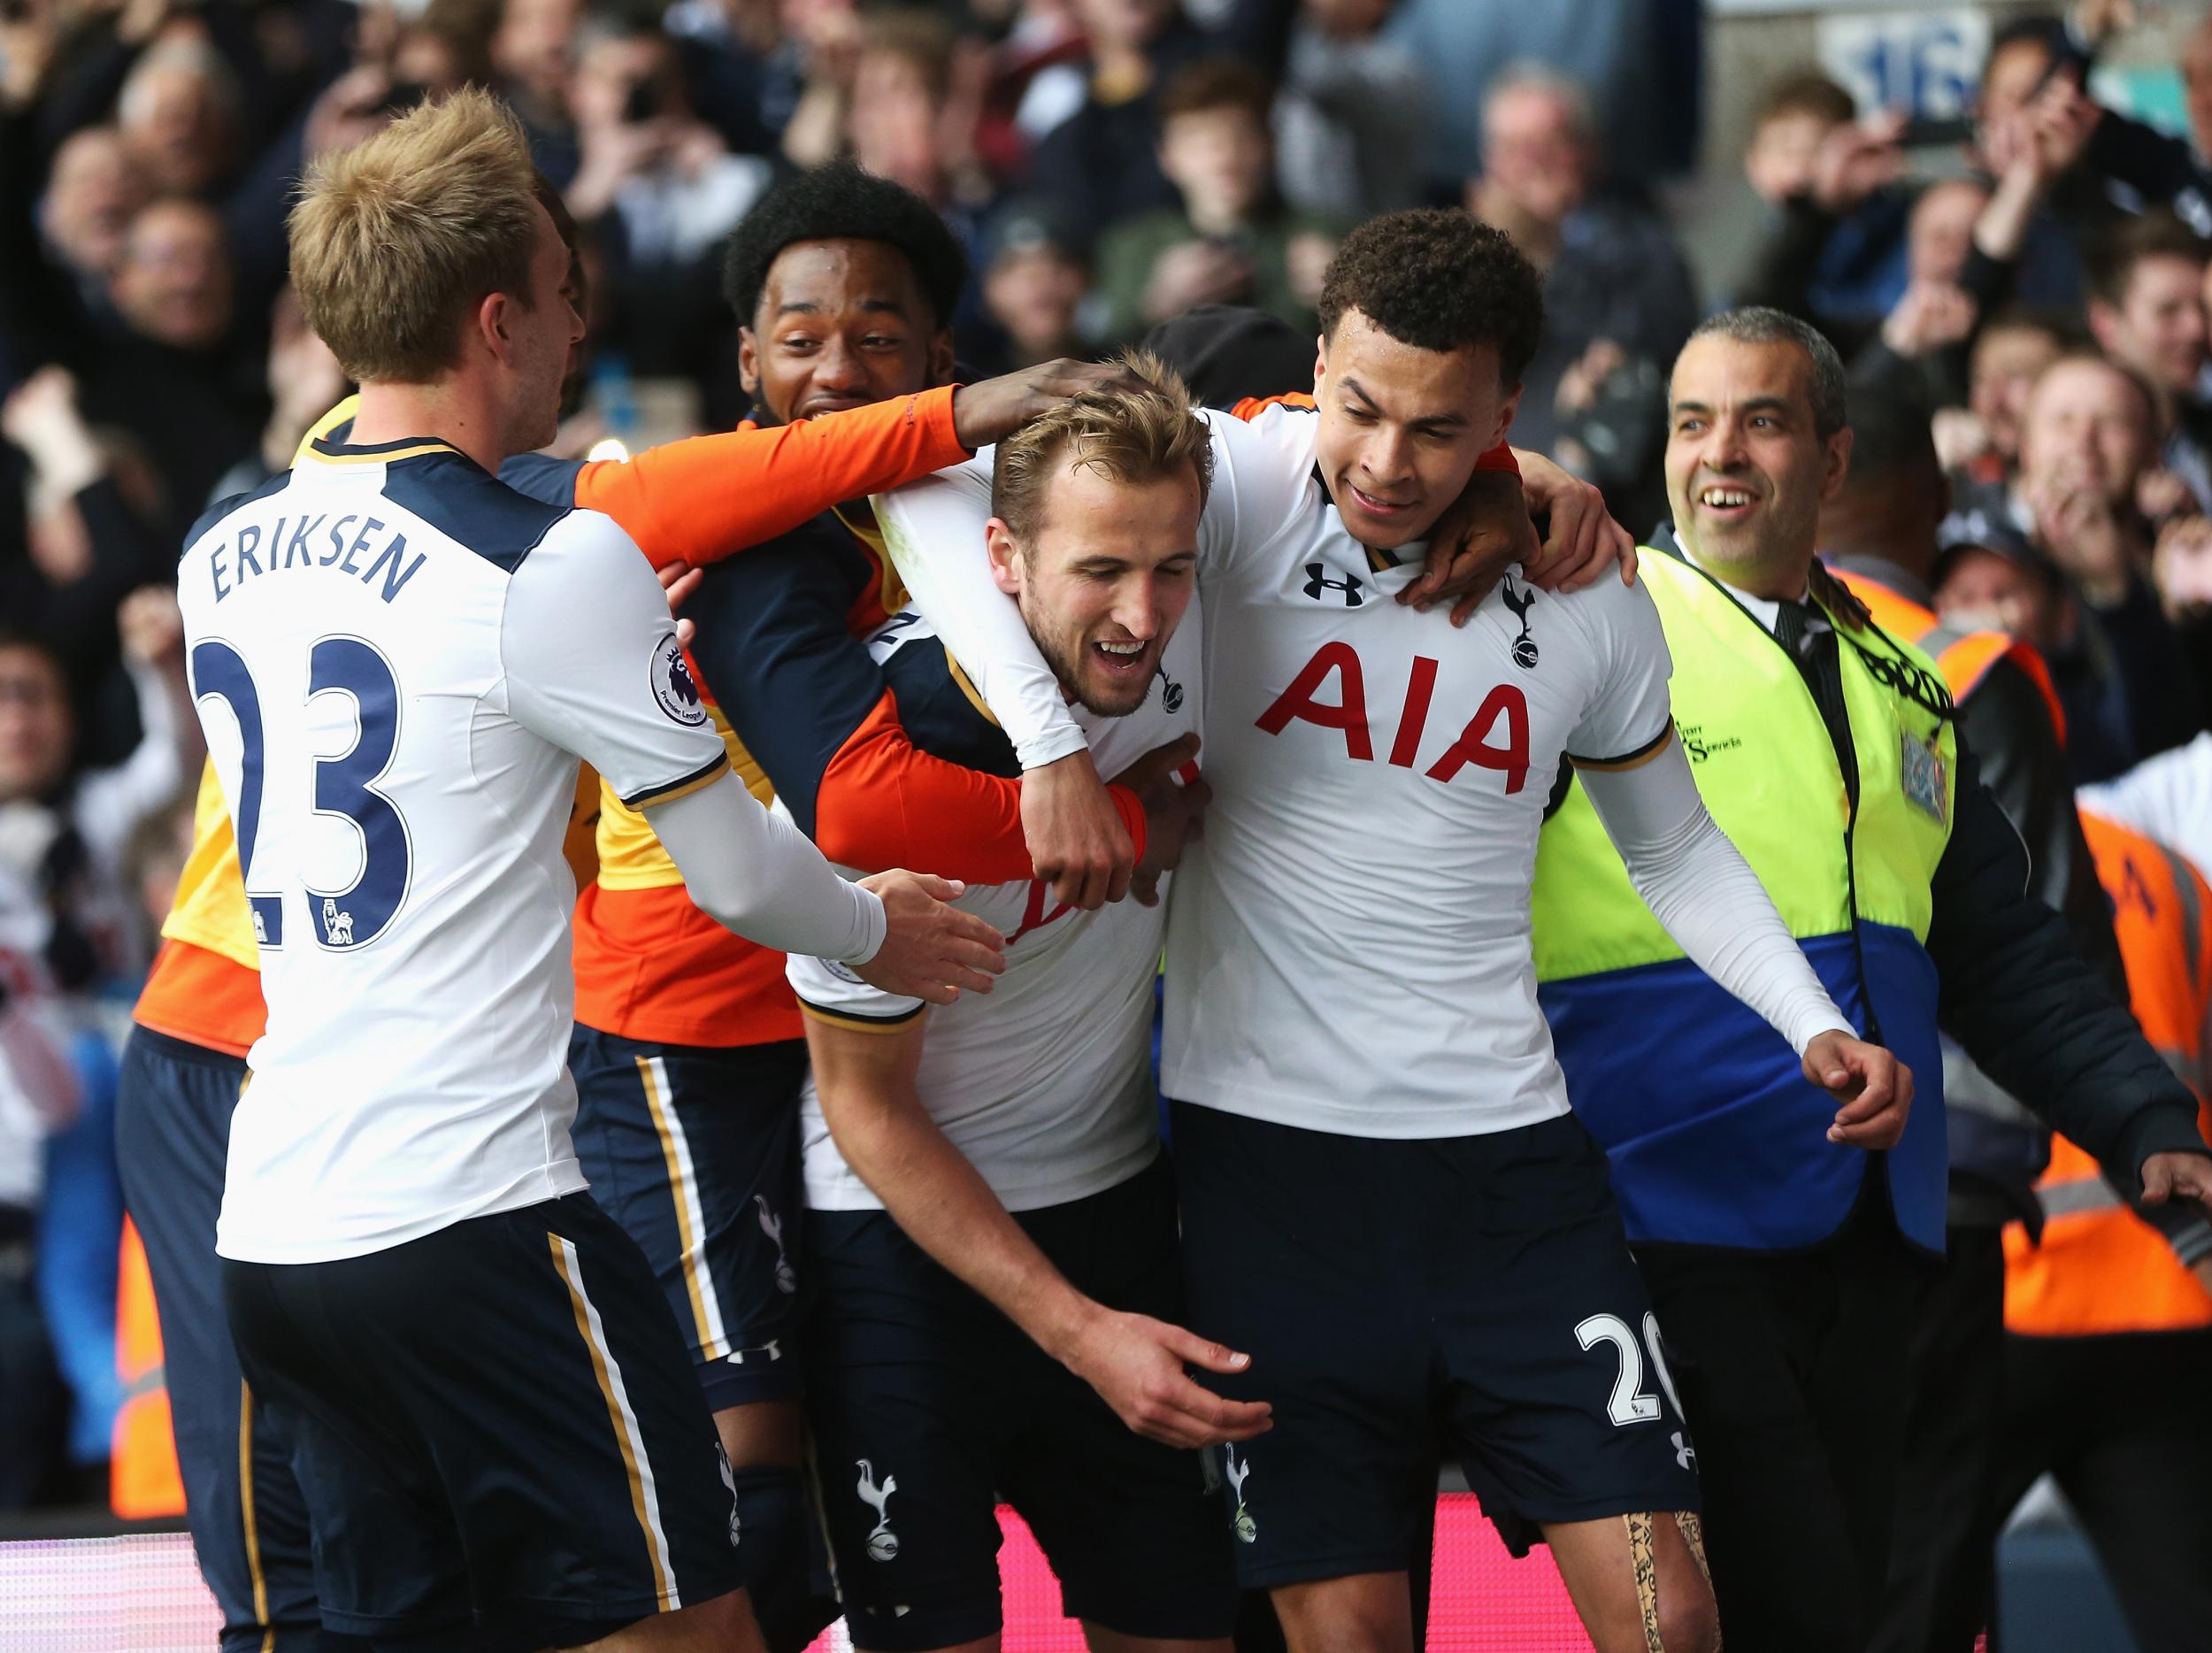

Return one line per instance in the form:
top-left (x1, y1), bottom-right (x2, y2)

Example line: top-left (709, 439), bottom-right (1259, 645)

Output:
top-left (567, 1027), bottom-right (808, 1410)
top-left (222, 1193), bottom-right (745, 1650)
top-left (802, 1155), bottom-right (1238, 1650)
top-left (115, 1027), bottom-right (335, 1653)
top-left (1171, 1103), bottom-right (1701, 1588)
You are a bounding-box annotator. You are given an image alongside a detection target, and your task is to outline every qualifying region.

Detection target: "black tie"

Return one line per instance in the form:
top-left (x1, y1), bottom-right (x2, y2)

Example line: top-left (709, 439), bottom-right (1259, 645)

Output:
top-left (1772, 597), bottom-right (1859, 807)
top-left (1772, 596), bottom-right (1810, 661)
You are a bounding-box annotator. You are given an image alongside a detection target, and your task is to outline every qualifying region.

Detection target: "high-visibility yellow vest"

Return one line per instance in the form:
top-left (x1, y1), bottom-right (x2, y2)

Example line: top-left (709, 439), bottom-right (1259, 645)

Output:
top-left (1532, 551), bottom-right (1957, 1249)
top-left (2005, 813), bottom-right (2212, 1336)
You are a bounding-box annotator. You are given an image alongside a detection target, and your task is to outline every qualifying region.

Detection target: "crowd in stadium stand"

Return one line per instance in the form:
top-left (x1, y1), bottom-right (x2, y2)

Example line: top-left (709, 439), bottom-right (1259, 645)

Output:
top-left (4, 0), bottom-right (2212, 1623)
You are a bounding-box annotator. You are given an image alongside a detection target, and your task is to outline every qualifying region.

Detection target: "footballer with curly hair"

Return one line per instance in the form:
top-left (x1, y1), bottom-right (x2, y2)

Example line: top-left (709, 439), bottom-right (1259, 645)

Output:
top-left (879, 206), bottom-right (1917, 1653)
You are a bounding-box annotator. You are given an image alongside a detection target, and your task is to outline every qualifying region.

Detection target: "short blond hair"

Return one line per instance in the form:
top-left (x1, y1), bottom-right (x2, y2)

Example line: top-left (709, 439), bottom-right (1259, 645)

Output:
top-left (288, 87), bottom-right (541, 383)
top-left (991, 351), bottom-right (1214, 543)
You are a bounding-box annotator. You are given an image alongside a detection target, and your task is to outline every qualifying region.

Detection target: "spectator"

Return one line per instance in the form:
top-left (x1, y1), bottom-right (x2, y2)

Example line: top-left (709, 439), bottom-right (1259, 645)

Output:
top-left (1271, 0), bottom-right (1428, 220)
top-left (1382, 0), bottom-right (1678, 192)
top-left (2040, 14), bottom-right (2212, 239)
top-left (38, 127), bottom-right (150, 296)
top-left (971, 204), bottom-right (1094, 373)
top-left (74, 198), bottom-right (266, 550)
top-left (1743, 71), bottom-right (1857, 209)
top-left (114, 40), bottom-right (243, 201)
top-left (1093, 58), bottom-right (1340, 345)
top-left (0, 603), bottom-right (196, 999)
top-left (1731, 75), bottom-right (1910, 339)
top-left (1465, 63), bottom-right (1697, 453)
top-left (565, 12), bottom-right (771, 420)
top-left (663, 0), bottom-right (810, 158)
top-left (0, 368), bottom-right (170, 770)
top-left (1025, 0), bottom-right (1210, 248)
top-left (491, 0), bottom-right (586, 179)
top-left (2085, 212), bottom-right (2212, 510)
top-left (2012, 352), bottom-right (2202, 781)
top-left (1938, 309), bottom-right (2069, 485)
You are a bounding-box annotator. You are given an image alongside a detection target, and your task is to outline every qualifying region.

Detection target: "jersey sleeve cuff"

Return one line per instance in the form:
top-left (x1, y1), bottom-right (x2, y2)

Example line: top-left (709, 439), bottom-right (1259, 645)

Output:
top-left (917, 383), bottom-right (968, 463)
top-left (799, 996), bottom-right (926, 1034)
top-left (1107, 782), bottom-right (1148, 865)
top-left (1564, 723), bottom-right (1672, 773)
top-left (623, 751), bottom-right (730, 810)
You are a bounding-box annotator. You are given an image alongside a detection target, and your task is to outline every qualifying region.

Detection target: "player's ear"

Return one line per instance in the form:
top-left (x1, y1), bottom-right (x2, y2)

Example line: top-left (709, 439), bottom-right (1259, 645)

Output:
top-left (737, 327), bottom-right (761, 398)
top-left (928, 328), bottom-right (956, 388)
top-left (476, 289), bottom-right (511, 362)
top-left (984, 517), bottom-right (1023, 598)
top-left (1486, 382), bottom-right (1524, 450)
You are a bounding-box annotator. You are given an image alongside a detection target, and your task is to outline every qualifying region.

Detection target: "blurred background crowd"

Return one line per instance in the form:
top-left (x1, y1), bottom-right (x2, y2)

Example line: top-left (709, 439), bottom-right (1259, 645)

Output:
top-left (3, 0), bottom-right (2212, 1541)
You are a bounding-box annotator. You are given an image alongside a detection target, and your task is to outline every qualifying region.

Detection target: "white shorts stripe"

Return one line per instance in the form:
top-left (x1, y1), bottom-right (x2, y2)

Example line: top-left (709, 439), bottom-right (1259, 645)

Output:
top-left (549, 1233), bottom-right (682, 1610)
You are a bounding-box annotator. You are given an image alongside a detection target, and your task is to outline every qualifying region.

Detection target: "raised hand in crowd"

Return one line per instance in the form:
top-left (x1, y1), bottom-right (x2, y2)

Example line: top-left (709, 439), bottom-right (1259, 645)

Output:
top-left (1809, 108), bottom-right (1908, 216)
top-left (2154, 512), bottom-right (2212, 620)
top-left (2028, 461), bottom-right (2139, 605)
top-left (1882, 280), bottom-right (1979, 360)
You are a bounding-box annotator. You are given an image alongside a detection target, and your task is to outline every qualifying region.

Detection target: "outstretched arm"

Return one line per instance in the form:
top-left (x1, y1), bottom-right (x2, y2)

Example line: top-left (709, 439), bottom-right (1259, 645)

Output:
top-left (1579, 735), bottom-right (1909, 1147)
top-left (802, 1009), bottom-right (1270, 1449)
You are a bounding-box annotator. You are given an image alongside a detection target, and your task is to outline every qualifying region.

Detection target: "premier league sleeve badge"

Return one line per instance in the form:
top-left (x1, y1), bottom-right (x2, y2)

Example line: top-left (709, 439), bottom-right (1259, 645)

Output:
top-left (1900, 729), bottom-right (1947, 825)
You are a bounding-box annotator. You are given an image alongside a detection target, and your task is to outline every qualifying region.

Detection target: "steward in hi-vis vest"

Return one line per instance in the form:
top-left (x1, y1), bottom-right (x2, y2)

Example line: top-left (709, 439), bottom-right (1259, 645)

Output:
top-left (2006, 812), bottom-right (2212, 1335)
top-left (1988, 811), bottom-right (2212, 1653)
top-left (1530, 311), bottom-right (2212, 1653)
top-left (1533, 545), bottom-right (1957, 1249)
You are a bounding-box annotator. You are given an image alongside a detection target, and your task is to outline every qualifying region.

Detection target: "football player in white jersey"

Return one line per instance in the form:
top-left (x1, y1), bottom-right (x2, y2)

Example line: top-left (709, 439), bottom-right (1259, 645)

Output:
top-left (787, 366), bottom-right (1254, 1653)
top-left (878, 211), bottom-right (1914, 1653)
top-left (177, 91), bottom-right (1002, 1653)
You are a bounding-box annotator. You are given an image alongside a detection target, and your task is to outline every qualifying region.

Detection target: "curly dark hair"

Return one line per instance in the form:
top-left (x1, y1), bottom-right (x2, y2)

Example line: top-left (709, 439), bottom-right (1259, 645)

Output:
top-left (1317, 209), bottom-right (1544, 384)
top-left (721, 160), bottom-right (968, 330)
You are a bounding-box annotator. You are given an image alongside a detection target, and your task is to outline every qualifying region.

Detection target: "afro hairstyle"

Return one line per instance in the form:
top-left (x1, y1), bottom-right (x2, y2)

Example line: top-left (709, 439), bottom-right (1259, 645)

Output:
top-left (721, 159), bottom-right (968, 331)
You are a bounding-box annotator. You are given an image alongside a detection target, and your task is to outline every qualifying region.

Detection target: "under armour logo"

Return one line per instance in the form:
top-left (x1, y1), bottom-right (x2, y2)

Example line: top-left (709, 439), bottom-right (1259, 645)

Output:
top-left (1303, 564), bottom-right (1364, 606)
top-left (726, 1337), bottom-right (781, 1365)
top-left (1502, 577), bottom-right (1538, 669)
top-left (856, 1459), bottom-right (899, 1561)
top-left (321, 897), bottom-right (355, 948)
top-left (1156, 663), bottom-right (1184, 712)
top-left (1671, 1430), bottom-right (1695, 1471)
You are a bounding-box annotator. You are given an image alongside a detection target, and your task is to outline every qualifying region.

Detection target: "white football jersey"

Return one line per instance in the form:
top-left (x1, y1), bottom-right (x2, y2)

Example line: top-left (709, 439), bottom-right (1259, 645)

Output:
top-left (879, 404), bottom-right (1674, 1142)
top-left (788, 604), bottom-right (1202, 1211)
top-left (179, 434), bottom-right (729, 1263)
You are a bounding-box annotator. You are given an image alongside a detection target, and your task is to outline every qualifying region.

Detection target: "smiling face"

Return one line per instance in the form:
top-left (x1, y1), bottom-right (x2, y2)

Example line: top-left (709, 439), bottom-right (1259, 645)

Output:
top-left (988, 460), bottom-right (1202, 718)
top-left (2018, 357), bottom-right (2155, 510)
top-left (1312, 307), bottom-right (1518, 552)
top-left (2093, 253), bottom-right (2208, 396)
top-left (1666, 333), bottom-right (1851, 596)
top-left (740, 237), bottom-right (953, 424)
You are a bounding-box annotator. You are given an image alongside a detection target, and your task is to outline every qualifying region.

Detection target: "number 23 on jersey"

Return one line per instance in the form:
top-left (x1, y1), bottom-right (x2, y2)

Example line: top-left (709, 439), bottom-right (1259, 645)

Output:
top-left (192, 634), bottom-right (412, 952)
